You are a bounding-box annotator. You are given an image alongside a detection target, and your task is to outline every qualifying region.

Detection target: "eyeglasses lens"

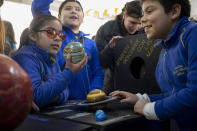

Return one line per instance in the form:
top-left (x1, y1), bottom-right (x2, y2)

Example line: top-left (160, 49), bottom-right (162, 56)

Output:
top-left (46, 30), bottom-right (66, 41)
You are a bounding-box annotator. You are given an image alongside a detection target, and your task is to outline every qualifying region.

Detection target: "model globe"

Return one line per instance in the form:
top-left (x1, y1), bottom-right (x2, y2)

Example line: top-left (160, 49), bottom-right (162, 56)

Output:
top-left (0, 54), bottom-right (33, 130)
top-left (63, 42), bottom-right (85, 63)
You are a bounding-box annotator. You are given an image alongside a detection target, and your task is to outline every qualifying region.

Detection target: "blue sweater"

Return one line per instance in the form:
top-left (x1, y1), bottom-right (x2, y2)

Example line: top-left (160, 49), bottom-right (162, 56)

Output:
top-left (32, 0), bottom-right (104, 100)
top-left (149, 17), bottom-right (197, 131)
top-left (12, 43), bottom-right (74, 108)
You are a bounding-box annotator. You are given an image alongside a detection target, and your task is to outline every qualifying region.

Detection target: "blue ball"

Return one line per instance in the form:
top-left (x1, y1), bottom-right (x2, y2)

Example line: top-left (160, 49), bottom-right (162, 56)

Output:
top-left (95, 109), bottom-right (106, 121)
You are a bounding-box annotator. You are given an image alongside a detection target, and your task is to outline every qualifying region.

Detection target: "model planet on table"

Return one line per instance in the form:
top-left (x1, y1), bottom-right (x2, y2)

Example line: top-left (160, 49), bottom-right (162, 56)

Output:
top-left (0, 54), bottom-right (33, 130)
top-left (87, 89), bottom-right (107, 103)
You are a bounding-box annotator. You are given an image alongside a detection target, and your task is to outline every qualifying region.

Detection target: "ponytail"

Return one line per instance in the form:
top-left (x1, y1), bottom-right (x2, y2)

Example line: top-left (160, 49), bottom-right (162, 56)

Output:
top-left (19, 28), bottom-right (30, 49)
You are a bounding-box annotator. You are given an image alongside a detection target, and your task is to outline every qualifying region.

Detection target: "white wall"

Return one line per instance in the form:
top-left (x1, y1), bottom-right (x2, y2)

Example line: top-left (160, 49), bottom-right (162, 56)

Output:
top-left (191, 0), bottom-right (197, 16)
top-left (0, 1), bottom-right (110, 48)
top-left (1, 1), bottom-right (32, 48)
top-left (1, 0), bottom-right (197, 48)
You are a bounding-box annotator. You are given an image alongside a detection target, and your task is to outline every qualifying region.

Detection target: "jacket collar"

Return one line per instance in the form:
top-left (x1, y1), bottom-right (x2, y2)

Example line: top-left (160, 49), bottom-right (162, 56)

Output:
top-left (29, 41), bottom-right (57, 64)
top-left (62, 24), bottom-right (89, 40)
top-left (155, 16), bottom-right (189, 48)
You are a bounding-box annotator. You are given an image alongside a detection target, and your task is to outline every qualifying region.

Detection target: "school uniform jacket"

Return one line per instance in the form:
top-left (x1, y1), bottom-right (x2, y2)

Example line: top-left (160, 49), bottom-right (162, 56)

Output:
top-left (150, 17), bottom-right (197, 131)
top-left (12, 43), bottom-right (74, 108)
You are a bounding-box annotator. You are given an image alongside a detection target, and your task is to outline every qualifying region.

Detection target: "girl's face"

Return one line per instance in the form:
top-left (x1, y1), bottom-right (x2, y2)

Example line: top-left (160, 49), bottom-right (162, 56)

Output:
top-left (123, 14), bottom-right (141, 35)
top-left (58, 2), bottom-right (84, 31)
top-left (141, 1), bottom-right (177, 40)
top-left (33, 20), bottom-right (64, 56)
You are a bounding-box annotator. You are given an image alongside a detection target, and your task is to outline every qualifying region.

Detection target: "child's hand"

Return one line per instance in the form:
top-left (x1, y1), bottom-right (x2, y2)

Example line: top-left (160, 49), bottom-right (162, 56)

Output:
top-left (109, 36), bottom-right (123, 48)
top-left (109, 90), bottom-right (138, 104)
top-left (134, 99), bottom-right (149, 115)
top-left (65, 53), bottom-right (87, 74)
top-left (32, 101), bottom-right (39, 112)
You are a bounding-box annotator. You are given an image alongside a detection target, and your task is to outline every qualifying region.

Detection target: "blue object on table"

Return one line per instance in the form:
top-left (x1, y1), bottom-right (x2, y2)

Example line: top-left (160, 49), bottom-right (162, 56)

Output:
top-left (95, 110), bottom-right (106, 121)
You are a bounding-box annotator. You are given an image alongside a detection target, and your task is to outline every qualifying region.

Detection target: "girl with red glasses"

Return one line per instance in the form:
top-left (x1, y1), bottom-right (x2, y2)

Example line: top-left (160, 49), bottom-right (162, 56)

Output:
top-left (12, 14), bottom-right (87, 108)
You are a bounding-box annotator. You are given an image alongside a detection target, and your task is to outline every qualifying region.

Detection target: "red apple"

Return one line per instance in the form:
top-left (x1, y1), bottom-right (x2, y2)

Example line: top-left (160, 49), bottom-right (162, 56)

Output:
top-left (0, 54), bottom-right (33, 130)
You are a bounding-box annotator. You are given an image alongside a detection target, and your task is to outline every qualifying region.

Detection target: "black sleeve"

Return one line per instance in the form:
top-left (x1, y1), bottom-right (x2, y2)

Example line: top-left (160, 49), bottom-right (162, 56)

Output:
top-left (95, 24), bottom-right (114, 68)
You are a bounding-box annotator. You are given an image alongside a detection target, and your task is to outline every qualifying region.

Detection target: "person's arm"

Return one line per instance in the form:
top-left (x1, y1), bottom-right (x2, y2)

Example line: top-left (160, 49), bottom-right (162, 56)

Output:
top-left (100, 44), bottom-right (114, 68)
top-left (12, 54), bottom-right (74, 108)
top-left (95, 24), bottom-right (114, 68)
top-left (148, 93), bottom-right (168, 101)
top-left (95, 24), bottom-right (108, 53)
top-left (31, 0), bottom-right (53, 17)
top-left (88, 39), bottom-right (104, 90)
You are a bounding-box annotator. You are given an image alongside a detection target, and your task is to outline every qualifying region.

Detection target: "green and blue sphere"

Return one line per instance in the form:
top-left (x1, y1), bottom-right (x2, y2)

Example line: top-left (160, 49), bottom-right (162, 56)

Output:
top-left (63, 42), bottom-right (85, 63)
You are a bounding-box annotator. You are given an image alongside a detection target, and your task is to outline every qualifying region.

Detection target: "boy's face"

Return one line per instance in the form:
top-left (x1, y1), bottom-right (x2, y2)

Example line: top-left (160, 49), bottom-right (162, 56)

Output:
top-left (141, 0), bottom-right (176, 40)
top-left (58, 2), bottom-right (84, 30)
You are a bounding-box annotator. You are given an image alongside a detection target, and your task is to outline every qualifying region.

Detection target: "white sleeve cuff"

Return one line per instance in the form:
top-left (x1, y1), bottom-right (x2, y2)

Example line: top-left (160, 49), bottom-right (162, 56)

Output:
top-left (143, 102), bottom-right (159, 120)
top-left (136, 93), bottom-right (151, 102)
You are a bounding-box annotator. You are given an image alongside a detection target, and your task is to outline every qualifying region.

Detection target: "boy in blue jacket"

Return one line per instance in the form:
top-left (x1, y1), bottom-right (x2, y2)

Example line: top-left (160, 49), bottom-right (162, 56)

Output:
top-left (31, 0), bottom-right (104, 100)
top-left (12, 14), bottom-right (87, 108)
top-left (110, 0), bottom-right (197, 130)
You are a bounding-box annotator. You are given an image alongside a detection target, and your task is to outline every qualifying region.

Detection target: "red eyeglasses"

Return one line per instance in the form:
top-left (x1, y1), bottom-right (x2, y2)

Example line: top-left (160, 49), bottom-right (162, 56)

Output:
top-left (38, 29), bottom-right (66, 42)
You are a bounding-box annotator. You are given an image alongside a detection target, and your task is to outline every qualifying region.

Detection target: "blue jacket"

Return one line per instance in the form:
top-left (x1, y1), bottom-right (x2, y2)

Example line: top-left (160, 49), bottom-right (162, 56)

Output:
top-left (12, 43), bottom-right (74, 108)
top-left (32, 0), bottom-right (104, 100)
top-left (149, 17), bottom-right (197, 131)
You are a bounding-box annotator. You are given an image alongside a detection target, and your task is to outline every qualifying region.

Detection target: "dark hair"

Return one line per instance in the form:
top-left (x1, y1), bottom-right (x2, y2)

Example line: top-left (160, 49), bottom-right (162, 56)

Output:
top-left (58, 0), bottom-right (84, 15)
top-left (3, 20), bottom-right (17, 45)
top-left (29, 14), bottom-right (61, 33)
top-left (91, 35), bottom-right (96, 41)
top-left (19, 28), bottom-right (29, 49)
top-left (3, 20), bottom-right (17, 56)
top-left (20, 14), bottom-right (61, 48)
top-left (0, 0), bottom-right (4, 7)
top-left (140, 0), bottom-right (191, 18)
top-left (118, 0), bottom-right (142, 19)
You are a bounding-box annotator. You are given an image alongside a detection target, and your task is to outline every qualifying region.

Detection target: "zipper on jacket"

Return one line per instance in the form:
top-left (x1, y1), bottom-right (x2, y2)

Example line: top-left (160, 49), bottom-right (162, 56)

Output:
top-left (162, 48), bottom-right (174, 90)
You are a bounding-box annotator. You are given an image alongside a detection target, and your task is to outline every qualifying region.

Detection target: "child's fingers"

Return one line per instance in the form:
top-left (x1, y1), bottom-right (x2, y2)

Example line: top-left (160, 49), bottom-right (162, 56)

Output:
top-left (66, 53), bottom-right (71, 63)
